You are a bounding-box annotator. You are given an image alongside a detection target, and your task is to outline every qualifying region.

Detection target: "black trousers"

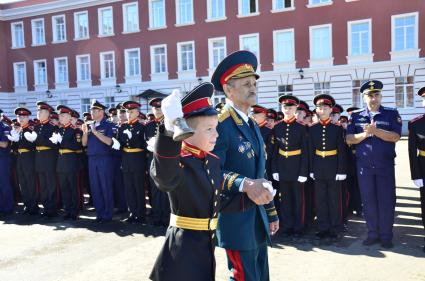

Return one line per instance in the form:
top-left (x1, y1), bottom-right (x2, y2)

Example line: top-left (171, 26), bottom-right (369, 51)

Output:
top-left (347, 174), bottom-right (362, 214)
top-left (38, 171), bottom-right (57, 214)
top-left (123, 171), bottom-right (146, 218)
top-left (149, 176), bottom-right (170, 224)
top-left (58, 172), bottom-right (78, 216)
top-left (420, 187), bottom-right (425, 231)
top-left (17, 152), bottom-right (38, 213)
top-left (314, 179), bottom-right (342, 233)
top-left (279, 180), bottom-right (305, 232)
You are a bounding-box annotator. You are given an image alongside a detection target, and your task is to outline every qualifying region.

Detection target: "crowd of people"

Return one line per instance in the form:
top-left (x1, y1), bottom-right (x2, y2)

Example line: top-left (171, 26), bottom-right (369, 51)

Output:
top-left (0, 50), bottom-right (425, 281)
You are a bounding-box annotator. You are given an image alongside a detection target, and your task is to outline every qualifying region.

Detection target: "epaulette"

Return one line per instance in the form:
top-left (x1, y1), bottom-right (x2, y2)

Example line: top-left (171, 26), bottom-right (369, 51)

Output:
top-left (382, 106), bottom-right (397, 111)
top-left (352, 108), bottom-right (364, 114)
top-left (218, 109), bottom-right (230, 123)
top-left (180, 151), bottom-right (191, 157)
top-left (409, 114), bottom-right (425, 124)
top-left (206, 151), bottom-right (220, 159)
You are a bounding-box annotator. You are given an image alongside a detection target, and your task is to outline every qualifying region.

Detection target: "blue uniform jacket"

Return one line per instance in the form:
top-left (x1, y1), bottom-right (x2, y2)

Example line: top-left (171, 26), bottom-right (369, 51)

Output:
top-left (0, 123), bottom-right (10, 156)
top-left (87, 118), bottom-right (114, 157)
top-left (347, 106), bottom-right (402, 174)
top-left (213, 104), bottom-right (278, 251)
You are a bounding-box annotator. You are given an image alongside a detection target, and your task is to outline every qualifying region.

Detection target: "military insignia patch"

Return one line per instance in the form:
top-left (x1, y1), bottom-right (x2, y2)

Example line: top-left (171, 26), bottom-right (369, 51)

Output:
top-left (397, 116), bottom-right (402, 124)
top-left (238, 144), bottom-right (245, 153)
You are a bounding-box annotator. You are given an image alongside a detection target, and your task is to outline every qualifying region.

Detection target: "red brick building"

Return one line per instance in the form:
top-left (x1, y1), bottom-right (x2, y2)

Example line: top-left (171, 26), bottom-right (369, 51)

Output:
top-left (0, 0), bottom-right (423, 131)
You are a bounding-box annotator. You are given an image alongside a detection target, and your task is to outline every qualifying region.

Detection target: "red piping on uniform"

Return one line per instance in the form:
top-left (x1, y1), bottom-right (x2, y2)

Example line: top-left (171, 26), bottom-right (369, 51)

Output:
top-left (226, 250), bottom-right (245, 281)
top-left (155, 152), bottom-right (180, 159)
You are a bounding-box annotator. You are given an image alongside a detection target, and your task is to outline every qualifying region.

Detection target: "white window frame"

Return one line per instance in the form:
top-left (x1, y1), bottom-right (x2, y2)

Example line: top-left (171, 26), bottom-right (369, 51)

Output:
top-left (31, 18), bottom-right (46, 46)
top-left (206, 0), bottom-right (226, 22)
top-left (81, 98), bottom-right (91, 113)
top-left (208, 36), bottom-right (227, 73)
top-left (76, 54), bottom-right (91, 87)
top-left (308, 24), bottom-right (333, 67)
top-left (177, 41), bottom-right (196, 79)
top-left (395, 76), bottom-right (415, 109)
top-left (98, 6), bottom-right (114, 37)
top-left (124, 48), bottom-right (142, 83)
top-left (148, 0), bottom-right (167, 30)
top-left (123, 2), bottom-right (140, 33)
top-left (175, 0), bottom-right (194, 26)
top-left (150, 44), bottom-right (168, 81)
top-left (99, 51), bottom-right (116, 81)
top-left (271, 0), bottom-right (295, 13)
top-left (306, 0), bottom-right (333, 8)
top-left (52, 14), bottom-right (67, 43)
top-left (74, 11), bottom-right (89, 40)
top-left (239, 33), bottom-right (260, 67)
top-left (272, 28), bottom-right (295, 70)
top-left (13, 62), bottom-right (27, 89)
top-left (237, 0), bottom-right (260, 18)
top-left (347, 19), bottom-right (373, 64)
top-left (33, 59), bottom-right (47, 88)
top-left (54, 57), bottom-right (69, 87)
top-left (11, 21), bottom-right (25, 49)
top-left (390, 12), bottom-right (420, 60)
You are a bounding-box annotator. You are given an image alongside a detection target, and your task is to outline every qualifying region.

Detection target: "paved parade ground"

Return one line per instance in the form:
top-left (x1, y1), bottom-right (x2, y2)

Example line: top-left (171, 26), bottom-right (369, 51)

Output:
top-left (0, 139), bottom-right (424, 281)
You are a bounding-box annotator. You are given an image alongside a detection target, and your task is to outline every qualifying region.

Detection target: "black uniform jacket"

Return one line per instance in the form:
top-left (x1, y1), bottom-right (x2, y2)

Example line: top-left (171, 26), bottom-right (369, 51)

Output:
top-left (117, 120), bottom-right (146, 172)
top-left (56, 124), bottom-right (82, 173)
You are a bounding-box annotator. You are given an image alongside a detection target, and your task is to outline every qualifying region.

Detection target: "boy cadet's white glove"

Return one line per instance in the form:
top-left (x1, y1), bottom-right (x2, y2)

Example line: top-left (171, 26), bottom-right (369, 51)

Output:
top-left (146, 137), bottom-right (155, 152)
top-left (123, 129), bottom-right (132, 139)
top-left (335, 174), bottom-right (347, 181)
top-left (310, 173), bottom-right (315, 180)
top-left (413, 179), bottom-right (424, 188)
top-left (112, 137), bottom-right (121, 150)
top-left (272, 173), bottom-right (279, 181)
top-left (49, 133), bottom-right (58, 144)
top-left (6, 133), bottom-right (19, 142)
top-left (161, 89), bottom-right (183, 133)
top-left (24, 131), bottom-right (37, 142)
top-left (297, 176), bottom-right (307, 183)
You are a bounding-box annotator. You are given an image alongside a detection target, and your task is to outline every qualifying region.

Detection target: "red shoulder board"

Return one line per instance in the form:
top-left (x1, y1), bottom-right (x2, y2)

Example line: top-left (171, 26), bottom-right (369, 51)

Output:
top-left (180, 151), bottom-right (192, 157)
top-left (409, 114), bottom-right (425, 124)
top-left (206, 152), bottom-right (220, 159)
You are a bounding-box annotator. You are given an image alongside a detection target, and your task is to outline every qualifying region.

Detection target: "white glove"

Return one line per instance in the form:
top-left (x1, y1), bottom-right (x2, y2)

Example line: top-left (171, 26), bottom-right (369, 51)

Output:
top-left (49, 133), bottom-right (59, 144)
top-left (6, 133), bottom-right (19, 142)
top-left (111, 137), bottom-right (121, 150)
top-left (335, 174), bottom-right (347, 181)
top-left (309, 173), bottom-right (315, 180)
top-left (123, 129), bottom-right (132, 139)
top-left (413, 179), bottom-right (424, 188)
top-left (10, 129), bottom-right (20, 138)
top-left (56, 133), bottom-right (63, 144)
top-left (298, 176), bottom-right (307, 183)
top-left (262, 182), bottom-right (277, 198)
top-left (24, 131), bottom-right (37, 142)
top-left (272, 173), bottom-right (279, 181)
top-left (146, 137), bottom-right (155, 152)
top-left (162, 89), bottom-right (183, 132)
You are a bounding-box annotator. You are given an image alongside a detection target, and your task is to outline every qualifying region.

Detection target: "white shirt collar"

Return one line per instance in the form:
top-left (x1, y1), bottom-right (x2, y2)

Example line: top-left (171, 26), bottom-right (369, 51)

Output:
top-left (226, 99), bottom-right (249, 123)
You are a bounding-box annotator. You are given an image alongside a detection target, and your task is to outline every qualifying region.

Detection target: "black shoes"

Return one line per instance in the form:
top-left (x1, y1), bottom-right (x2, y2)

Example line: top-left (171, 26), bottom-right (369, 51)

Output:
top-left (362, 237), bottom-right (381, 246)
top-left (381, 240), bottom-right (394, 249)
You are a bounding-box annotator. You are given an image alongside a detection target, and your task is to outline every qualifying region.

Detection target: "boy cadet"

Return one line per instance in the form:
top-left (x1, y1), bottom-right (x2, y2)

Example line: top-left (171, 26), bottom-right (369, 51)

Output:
top-left (309, 94), bottom-right (347, 242)
top-left (149, 83), bottom-right (222, 281)
top-left (272, 95), bottom-right (309, 237)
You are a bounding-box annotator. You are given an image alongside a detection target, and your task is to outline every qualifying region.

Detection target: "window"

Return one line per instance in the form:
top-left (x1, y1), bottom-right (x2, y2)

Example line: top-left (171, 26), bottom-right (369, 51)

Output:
top-left (309, 0), bottom-right (332, 4)
top-left (208, 37), bottom-right (226, 69)
top-left (74, 11), bottom-right (89, 39)
top-left (52, 15), bottom-right (66, 42)
top-left (278, 85), bottom-right (293, 95)
top-left (105, 96), bottom-right (115, 108)
top-left (11, 22), bottom-right (25, 48)
top-left (310, 24), bottom-right (332, 60)
top-left (273, 0), bottom-right (293, 10)
top-left (151, 45), bottom-right (167, 74)
top-left (348, 20), bottom-right (371, 56)
top-left (54, 57), bottom-right (68, 84)
top-left (239, 33), bottom-right (260, 61)
top-left (314, 82), bottom-right (330, 96)
top-left (352, 79), bottom-right (368, 108)
top-left (100, 51), bottom-right (115, 79)
top-left (125, 48), bottom-right (141, 77)
top-left (34, 59), bottom-right (47, 85)
top-left (98, 7), bottom-right (114, 36)
top-left (149, 0), bottom-right (166, 29)
top-left (176, 0), bottom-right (194, 25)
top-left (207, 0), bottom-right (225, 20)
top-left (212, 93), bottom-right (226, 105)
top-left (392, 13), bottom-right (418, 51)
top-left (76, 55), bottom-right (91, 81)
top-left (13, 62), bottom-right (26, 87)
top-left (81, 98), bottom-right (90, 113)
top-left (177, 41), bottom-right (195, 71)
top-left (123, 2), bottom-right (139, 33)
top-left (395, 76), bottom-right (414, 108)
top-left (239, 0), bottom-right (258, 15)
top-left (273, 29), bottom-right (294, 63)
top-left (31, 18), bottom-right (45, 45)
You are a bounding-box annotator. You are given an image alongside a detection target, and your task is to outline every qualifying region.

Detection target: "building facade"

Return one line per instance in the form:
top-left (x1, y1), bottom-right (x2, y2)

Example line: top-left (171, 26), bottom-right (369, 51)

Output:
top-left (0, 0), bottom-right (423, 132)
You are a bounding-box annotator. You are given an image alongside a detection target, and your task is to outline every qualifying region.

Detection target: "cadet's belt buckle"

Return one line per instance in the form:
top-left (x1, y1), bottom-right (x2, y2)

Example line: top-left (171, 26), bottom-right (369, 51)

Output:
top-left (321, 151), bottom-right (326, 158)
top-left (208, 218), bottom-right (217, 230)
top-left (284, 151), bottom-right (288, 158)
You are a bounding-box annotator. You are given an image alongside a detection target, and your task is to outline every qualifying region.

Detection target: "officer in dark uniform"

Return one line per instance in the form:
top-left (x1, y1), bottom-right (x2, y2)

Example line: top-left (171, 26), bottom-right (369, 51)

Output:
top-left (346, 80), bottom-right (402, 248)
top-left (53, 105), bottom-right (82, 220)
top-left (309, 94), bottom-right (347, 242)
top-left (33, 101), bottom-right (58, 218)
top-left (10, 108), bottom-right (38, 215)
top-left (145, 98), bottom-right (170, 226)
top-left (0, 109), bottom-right (14, 216)
top-left (407, 86), bottom-right (425, 252)
top-left (116, 101), bottom-right (147, 223)
top-left (211, 50), bottom-right (278, 281)
top-left (150, 83), bottom-right (222, 281)
top-left (271, 95), bottom-right (309, 237)
top-left (81, 100), bottom-right (115, 222)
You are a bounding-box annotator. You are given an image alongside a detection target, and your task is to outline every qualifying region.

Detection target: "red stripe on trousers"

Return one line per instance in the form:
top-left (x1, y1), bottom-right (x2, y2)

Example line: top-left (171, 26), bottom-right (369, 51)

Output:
top-left (226, 249), bottom-right (245, 281)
